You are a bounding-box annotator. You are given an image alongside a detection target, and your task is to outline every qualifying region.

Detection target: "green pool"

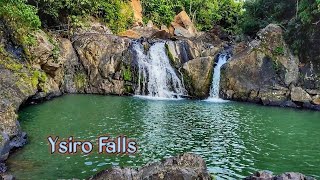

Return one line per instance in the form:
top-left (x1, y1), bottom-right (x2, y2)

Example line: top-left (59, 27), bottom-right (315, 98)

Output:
top-left (7, 95), bottom-right (320, 179)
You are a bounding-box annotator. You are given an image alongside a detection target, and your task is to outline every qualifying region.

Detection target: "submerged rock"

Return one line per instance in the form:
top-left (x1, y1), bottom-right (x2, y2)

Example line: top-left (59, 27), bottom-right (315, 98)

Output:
top-left (90, 153), bottom-right (211, 180)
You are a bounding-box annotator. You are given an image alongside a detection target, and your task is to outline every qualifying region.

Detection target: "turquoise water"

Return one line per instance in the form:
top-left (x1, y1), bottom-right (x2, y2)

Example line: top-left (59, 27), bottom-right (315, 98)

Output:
top-left (7, 95), bottom-right (320, 179)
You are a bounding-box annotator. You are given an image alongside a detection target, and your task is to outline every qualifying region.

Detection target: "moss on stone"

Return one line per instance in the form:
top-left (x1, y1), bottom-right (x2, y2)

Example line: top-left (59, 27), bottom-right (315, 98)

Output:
top-left (31, 70), bottom-right (48, 90)
top-left (122, 66), bottom-right (132, 81)
top-left (125, 85), bottom-right (134, 93)
top-left (0, 47), bottom-right (23, 72)
top-left (74, 73), bottom-right (87, 89)
top-left (47, 35), bottom-right (60, 62)
top-left (272, 46), bottom-right (285, 56)
top-left (165, 43), bottom-right (176, 66)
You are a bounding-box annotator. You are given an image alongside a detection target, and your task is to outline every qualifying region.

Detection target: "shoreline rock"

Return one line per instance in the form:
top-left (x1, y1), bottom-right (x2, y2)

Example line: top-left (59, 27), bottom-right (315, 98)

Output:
top-left (89, 153), bottom-right (211, 180)
top-left (89, 155), bottom-right (317, 180)
top-left (245, 171), bottom-right (316, 180)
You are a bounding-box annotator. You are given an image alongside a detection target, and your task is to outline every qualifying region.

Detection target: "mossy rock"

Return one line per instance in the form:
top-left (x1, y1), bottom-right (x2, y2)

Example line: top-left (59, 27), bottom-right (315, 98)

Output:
top-left (74, 73), bottom-right (87, 89)
top-left (122, 65), bottom-right (132, 81)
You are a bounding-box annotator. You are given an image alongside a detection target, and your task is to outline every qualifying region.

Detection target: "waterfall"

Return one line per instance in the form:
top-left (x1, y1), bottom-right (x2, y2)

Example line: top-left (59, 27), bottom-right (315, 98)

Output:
top-left (132, 42), bottom-right (187, 99)
top-left (207, 54), bottom-right (229, 102)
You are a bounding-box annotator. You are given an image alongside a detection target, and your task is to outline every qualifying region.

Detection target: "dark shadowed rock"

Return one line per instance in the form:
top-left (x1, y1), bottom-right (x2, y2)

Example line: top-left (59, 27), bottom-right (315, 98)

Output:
top-left (90, 153), bottom-right (211, 180)
top-left (0, 163), bottom-right (7, 173)
top-left (90, 168), bottom-right (137, 180)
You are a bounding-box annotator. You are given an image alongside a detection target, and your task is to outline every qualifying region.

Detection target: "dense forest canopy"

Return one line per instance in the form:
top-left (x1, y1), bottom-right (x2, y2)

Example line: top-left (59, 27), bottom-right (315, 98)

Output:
top-left (0, 0), bottom-right (319, 64)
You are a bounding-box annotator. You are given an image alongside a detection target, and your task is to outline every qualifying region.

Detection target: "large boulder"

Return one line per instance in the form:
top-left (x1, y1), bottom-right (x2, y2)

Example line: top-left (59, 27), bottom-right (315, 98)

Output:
top-left (171, 11), bottom-right (198, 38)
top-left (183, 57), bottom-right (214, 98)
top-left (28, 30), bottom-right (55, 67)
top-left (120, 26), bottom-right (159, 39)
top-left (220, 24), bottom-right (320, 109)
top-left (90, 153), bottom-right (211, 180)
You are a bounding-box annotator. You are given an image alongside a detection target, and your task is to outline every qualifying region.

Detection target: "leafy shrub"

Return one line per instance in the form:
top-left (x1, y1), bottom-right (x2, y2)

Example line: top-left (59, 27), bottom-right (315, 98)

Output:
top-left (29, 0), bottom-right (133, 34)
top-left (99, 0), bottom-right (134, 33)
top-left (0, 0), bottom-right (41, 46)
top-left (141, 0), bottom-right (243, 33)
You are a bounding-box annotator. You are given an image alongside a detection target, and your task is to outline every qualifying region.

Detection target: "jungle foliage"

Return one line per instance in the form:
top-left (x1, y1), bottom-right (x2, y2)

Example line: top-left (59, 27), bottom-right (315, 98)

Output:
top-left (241, 0), bottom-right (320, 62)
top-left (141, 0), bottom-right (244, 33)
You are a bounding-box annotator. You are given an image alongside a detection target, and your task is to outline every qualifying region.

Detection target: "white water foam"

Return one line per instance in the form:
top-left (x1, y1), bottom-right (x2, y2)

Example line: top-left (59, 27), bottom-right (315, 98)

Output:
top-left (206, 54), bottom-right (229, 103)
top-left (133, 42), bottom-right (187, 100)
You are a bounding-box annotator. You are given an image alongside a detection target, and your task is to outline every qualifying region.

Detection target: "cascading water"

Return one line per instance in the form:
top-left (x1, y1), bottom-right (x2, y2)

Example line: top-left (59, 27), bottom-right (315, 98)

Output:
top-left (206, 53), bottom-right (229, 102)
top-left (132, 42), bottom-right (187, 99)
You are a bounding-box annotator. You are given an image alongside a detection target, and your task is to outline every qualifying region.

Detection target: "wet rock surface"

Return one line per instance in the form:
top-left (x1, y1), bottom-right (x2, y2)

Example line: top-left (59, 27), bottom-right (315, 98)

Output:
top-left (90, 153), bottom-right (211, 180)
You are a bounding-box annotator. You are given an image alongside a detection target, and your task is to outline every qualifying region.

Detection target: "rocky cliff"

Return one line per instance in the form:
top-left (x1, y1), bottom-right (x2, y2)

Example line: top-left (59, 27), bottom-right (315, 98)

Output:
top-left (220, 24), bottom-right (320, 110)
top-left (0, 16), bottom-right (223, 172)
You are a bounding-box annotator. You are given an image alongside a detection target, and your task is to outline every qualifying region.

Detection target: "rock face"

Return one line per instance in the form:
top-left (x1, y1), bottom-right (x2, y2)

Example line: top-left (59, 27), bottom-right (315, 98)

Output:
top-left (90, 153), bottom-right (211, 180)
top-left (220, 24), bottom-right (320, 110)
top-left (0, 50), bottom-right (38, 163)
top-left (73, 34), bottom-right (133, 95)
top-left (121, 26), bottom-right (160, 39)
top-left (245, 171), bottom-right (316, 180)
